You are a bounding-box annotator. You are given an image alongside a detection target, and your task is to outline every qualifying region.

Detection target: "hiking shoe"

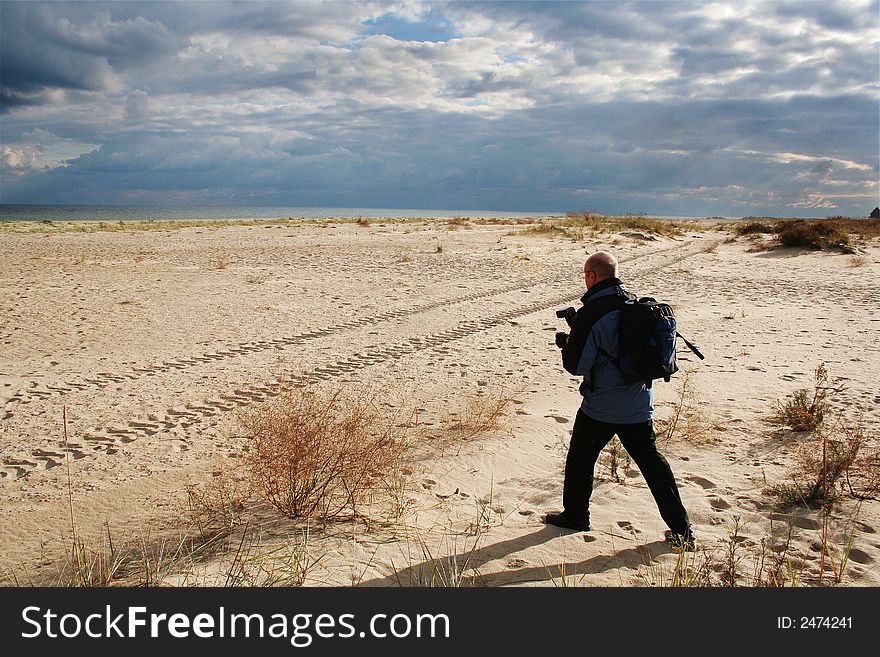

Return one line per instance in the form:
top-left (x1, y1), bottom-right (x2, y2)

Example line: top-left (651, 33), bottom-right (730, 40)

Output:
top-left (665, 530), bottom-right (696, 552)
top-left (544, 512), bottom-right (590, 532)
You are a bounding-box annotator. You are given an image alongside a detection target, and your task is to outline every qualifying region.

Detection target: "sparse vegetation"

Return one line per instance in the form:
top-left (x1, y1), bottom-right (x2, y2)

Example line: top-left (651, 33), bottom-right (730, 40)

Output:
top-left (767, 363), bottom-right (844, 432)
top-left (775, 220), bottom-right (852, 252)
top-left (656, 370), bottom-right (715, 444)
top-left (602, 437), bottom-right (631, 483)
top-left (513, 212), bottom-right (702, 239)
top-left (392, 534), bottom-right (482, 587)
top-left (446, 216), bottom-right (471, 229)
top-left (240, 384), bottom-right (410, 520)
top-left (769, 417), bottom-right (879, 509)
top-left (433, 387), bottom-right (516, 452)
top-left (733, 220), bottom-right (775, 236)
top-left (634, 516), bottom-right (857, 587)
top-left (731, 217), bottom-right (880, 253)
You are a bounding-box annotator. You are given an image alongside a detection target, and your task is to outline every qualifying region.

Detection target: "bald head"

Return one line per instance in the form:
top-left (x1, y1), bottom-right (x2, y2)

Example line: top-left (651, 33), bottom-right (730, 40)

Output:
top-left (584, 251), bottom-right (618, 289)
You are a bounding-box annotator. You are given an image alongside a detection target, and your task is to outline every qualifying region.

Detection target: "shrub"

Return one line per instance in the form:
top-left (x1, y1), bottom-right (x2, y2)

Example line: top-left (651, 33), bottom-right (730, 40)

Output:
top-left (574, 212), bottom-right (694, 237)
top-left (770, 434), bottom-right (860, 508)
top-left (430, 387), bottom-right (517, 454)
top-left (767, 363), bottom-right (844, 432)
top-left (446, 216), bottom-right (471, 229)
top-left (240, 385), bottom-right (409, 520)
top-left (656, 370), bottom-right (715, 444)
top-left (775, 220), bottom-right (851, 252)
top-left (733, 221), bottom-right (774, 236)
top-left (767, 420), bottom-right (879, 511)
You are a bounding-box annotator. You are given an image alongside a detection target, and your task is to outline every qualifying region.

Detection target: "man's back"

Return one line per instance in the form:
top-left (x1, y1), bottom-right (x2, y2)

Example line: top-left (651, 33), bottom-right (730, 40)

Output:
top-left (570, 281), bottom-right (653, 424)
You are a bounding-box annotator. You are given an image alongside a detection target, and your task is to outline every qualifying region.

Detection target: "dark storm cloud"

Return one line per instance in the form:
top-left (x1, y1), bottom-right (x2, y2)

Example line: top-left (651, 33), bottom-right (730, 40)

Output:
top-left (0, 2), bottom-right (184, 109)
top-left (1, 1), bottom-right (877, 216)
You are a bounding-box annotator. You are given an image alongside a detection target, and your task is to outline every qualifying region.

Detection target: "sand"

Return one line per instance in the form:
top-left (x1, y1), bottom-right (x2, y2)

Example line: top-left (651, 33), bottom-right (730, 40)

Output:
top-left (1, 218), bottom-right (878, 587)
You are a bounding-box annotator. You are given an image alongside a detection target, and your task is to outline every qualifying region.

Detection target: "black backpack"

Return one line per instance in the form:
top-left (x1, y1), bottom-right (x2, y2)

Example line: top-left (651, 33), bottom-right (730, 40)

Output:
top-left (617, 296), bottom-right (704, 386)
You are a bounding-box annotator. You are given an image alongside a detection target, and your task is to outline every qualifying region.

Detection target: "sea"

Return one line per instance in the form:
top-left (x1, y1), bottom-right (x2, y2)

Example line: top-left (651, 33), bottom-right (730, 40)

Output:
top-left (0, 204), bottom-right (568, 223)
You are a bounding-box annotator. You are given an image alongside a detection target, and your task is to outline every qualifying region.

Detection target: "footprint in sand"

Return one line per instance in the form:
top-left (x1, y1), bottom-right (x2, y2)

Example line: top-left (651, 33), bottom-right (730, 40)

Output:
top-left (769, 512), bottom-right (820, 530)
top-left (545, 415), bottom-right (570, 424)
top-left (617, 520), bottom-right (641, 534)
top-left (845, 548), bottom-right (874, 565)
top-left (686, 475), bottom-right (716, 490)
top-left (708, 497), bottom-right (731, 510)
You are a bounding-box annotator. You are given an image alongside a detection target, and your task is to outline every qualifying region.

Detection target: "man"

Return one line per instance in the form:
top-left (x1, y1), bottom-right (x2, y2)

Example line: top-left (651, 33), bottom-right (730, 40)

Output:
top-left (546, 251), bottom-right (695, 550)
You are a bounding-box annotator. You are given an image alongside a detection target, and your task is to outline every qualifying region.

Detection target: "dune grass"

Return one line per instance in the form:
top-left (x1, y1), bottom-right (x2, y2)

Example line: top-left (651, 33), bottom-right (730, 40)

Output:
top-left (732, 217), bottom-right (880, 253)
top-left (511, 212), bottom-right (704, 239)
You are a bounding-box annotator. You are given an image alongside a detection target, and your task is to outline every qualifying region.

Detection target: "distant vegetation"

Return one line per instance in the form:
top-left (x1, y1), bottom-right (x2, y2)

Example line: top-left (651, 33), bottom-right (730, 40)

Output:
top-left (732, 217), bottom-right (880, 253)
top-left (514, 212), bottom-right (704, 239)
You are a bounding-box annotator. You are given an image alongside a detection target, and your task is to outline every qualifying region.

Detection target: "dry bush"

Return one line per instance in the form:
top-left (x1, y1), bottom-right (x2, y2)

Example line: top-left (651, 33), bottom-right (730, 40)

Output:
top-left (839, 423), bottom-right (880, 502)
top-left (823, 217), bottom-right (880, 239)
top-left (185, 468), bottom-right (251, 540)
top-left (570, 212), bottom-right (698, 237)
top-left (446, 216), bottom-right (471, 229)
top-left (515, 221), bottom-right (583, 240)
top-left (656, 370), bottom-right (715, 445)
top-left (516, 213), bottom-right (700, 239)
top-left (733, 220), bottom-right (775, 236)
top-left (601, 437), bottom-right (631, 483)
top-left (440, 387), bottom-right (516, 445)
top-left (240, 384), bottom-right (410, 520)
top-left (775, 220), bottom-right (852, 252)
top-left (733, 218), bottom-right (879, 253)
top-left (768, 417), bottom-right (878, 510)
top-left (767, 363), bottom-right (844, 432)
top-left (356, 217), bottom-right (372, 227)
top-left (849, 255), bottom-right (869, 267)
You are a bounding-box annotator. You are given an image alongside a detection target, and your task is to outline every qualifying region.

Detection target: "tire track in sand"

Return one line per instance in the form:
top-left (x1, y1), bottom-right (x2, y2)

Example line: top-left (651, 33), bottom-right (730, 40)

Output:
top-left (1, 239), bottom-right (705, 480)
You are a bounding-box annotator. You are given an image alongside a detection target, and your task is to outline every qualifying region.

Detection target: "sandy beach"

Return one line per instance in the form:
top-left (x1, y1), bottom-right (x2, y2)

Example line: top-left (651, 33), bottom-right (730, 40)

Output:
top-left (1, 217), bottom-right (878, 587)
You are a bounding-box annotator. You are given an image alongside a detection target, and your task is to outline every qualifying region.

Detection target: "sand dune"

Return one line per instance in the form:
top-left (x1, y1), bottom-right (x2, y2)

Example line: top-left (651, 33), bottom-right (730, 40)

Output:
top-left (1, 219), bottom-right (877, 586)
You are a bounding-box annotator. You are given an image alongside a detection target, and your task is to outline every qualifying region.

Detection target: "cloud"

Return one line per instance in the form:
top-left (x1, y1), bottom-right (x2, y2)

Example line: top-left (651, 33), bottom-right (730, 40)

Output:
top-left (0, 128), bottom-right (98, 176)
top-left (1, 1), bottom-right (877, 216)
top-left (0, 2), bottom-right (187, 112)
top-left (124, 90), bottom-right (150, 123)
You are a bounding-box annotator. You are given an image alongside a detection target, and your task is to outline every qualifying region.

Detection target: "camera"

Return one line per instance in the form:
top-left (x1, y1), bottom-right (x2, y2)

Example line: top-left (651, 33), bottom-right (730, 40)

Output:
top-left (556, 306), bottom-right (576, 328)
top-left (555, 332), bottom-right (568, 348)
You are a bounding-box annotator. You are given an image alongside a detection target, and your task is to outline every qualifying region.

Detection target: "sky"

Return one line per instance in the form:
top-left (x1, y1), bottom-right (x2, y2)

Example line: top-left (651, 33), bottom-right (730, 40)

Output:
top-left (1, 0), bottom-right (878, 217)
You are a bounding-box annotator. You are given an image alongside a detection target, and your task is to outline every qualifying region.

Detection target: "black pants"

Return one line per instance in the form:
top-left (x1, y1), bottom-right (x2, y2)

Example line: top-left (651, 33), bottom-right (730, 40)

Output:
top-left (562, 409), bottom-right (691, 535)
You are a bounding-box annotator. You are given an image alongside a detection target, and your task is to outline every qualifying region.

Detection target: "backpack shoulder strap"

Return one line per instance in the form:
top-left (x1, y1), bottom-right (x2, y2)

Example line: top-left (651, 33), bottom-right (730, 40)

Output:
top-left (561, 291), bottom-right (627, 375)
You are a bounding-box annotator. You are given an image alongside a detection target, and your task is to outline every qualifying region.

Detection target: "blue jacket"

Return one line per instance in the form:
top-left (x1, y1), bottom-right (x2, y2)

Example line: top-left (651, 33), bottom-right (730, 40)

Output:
top-left (572, 282), bottom-right (653, 424)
